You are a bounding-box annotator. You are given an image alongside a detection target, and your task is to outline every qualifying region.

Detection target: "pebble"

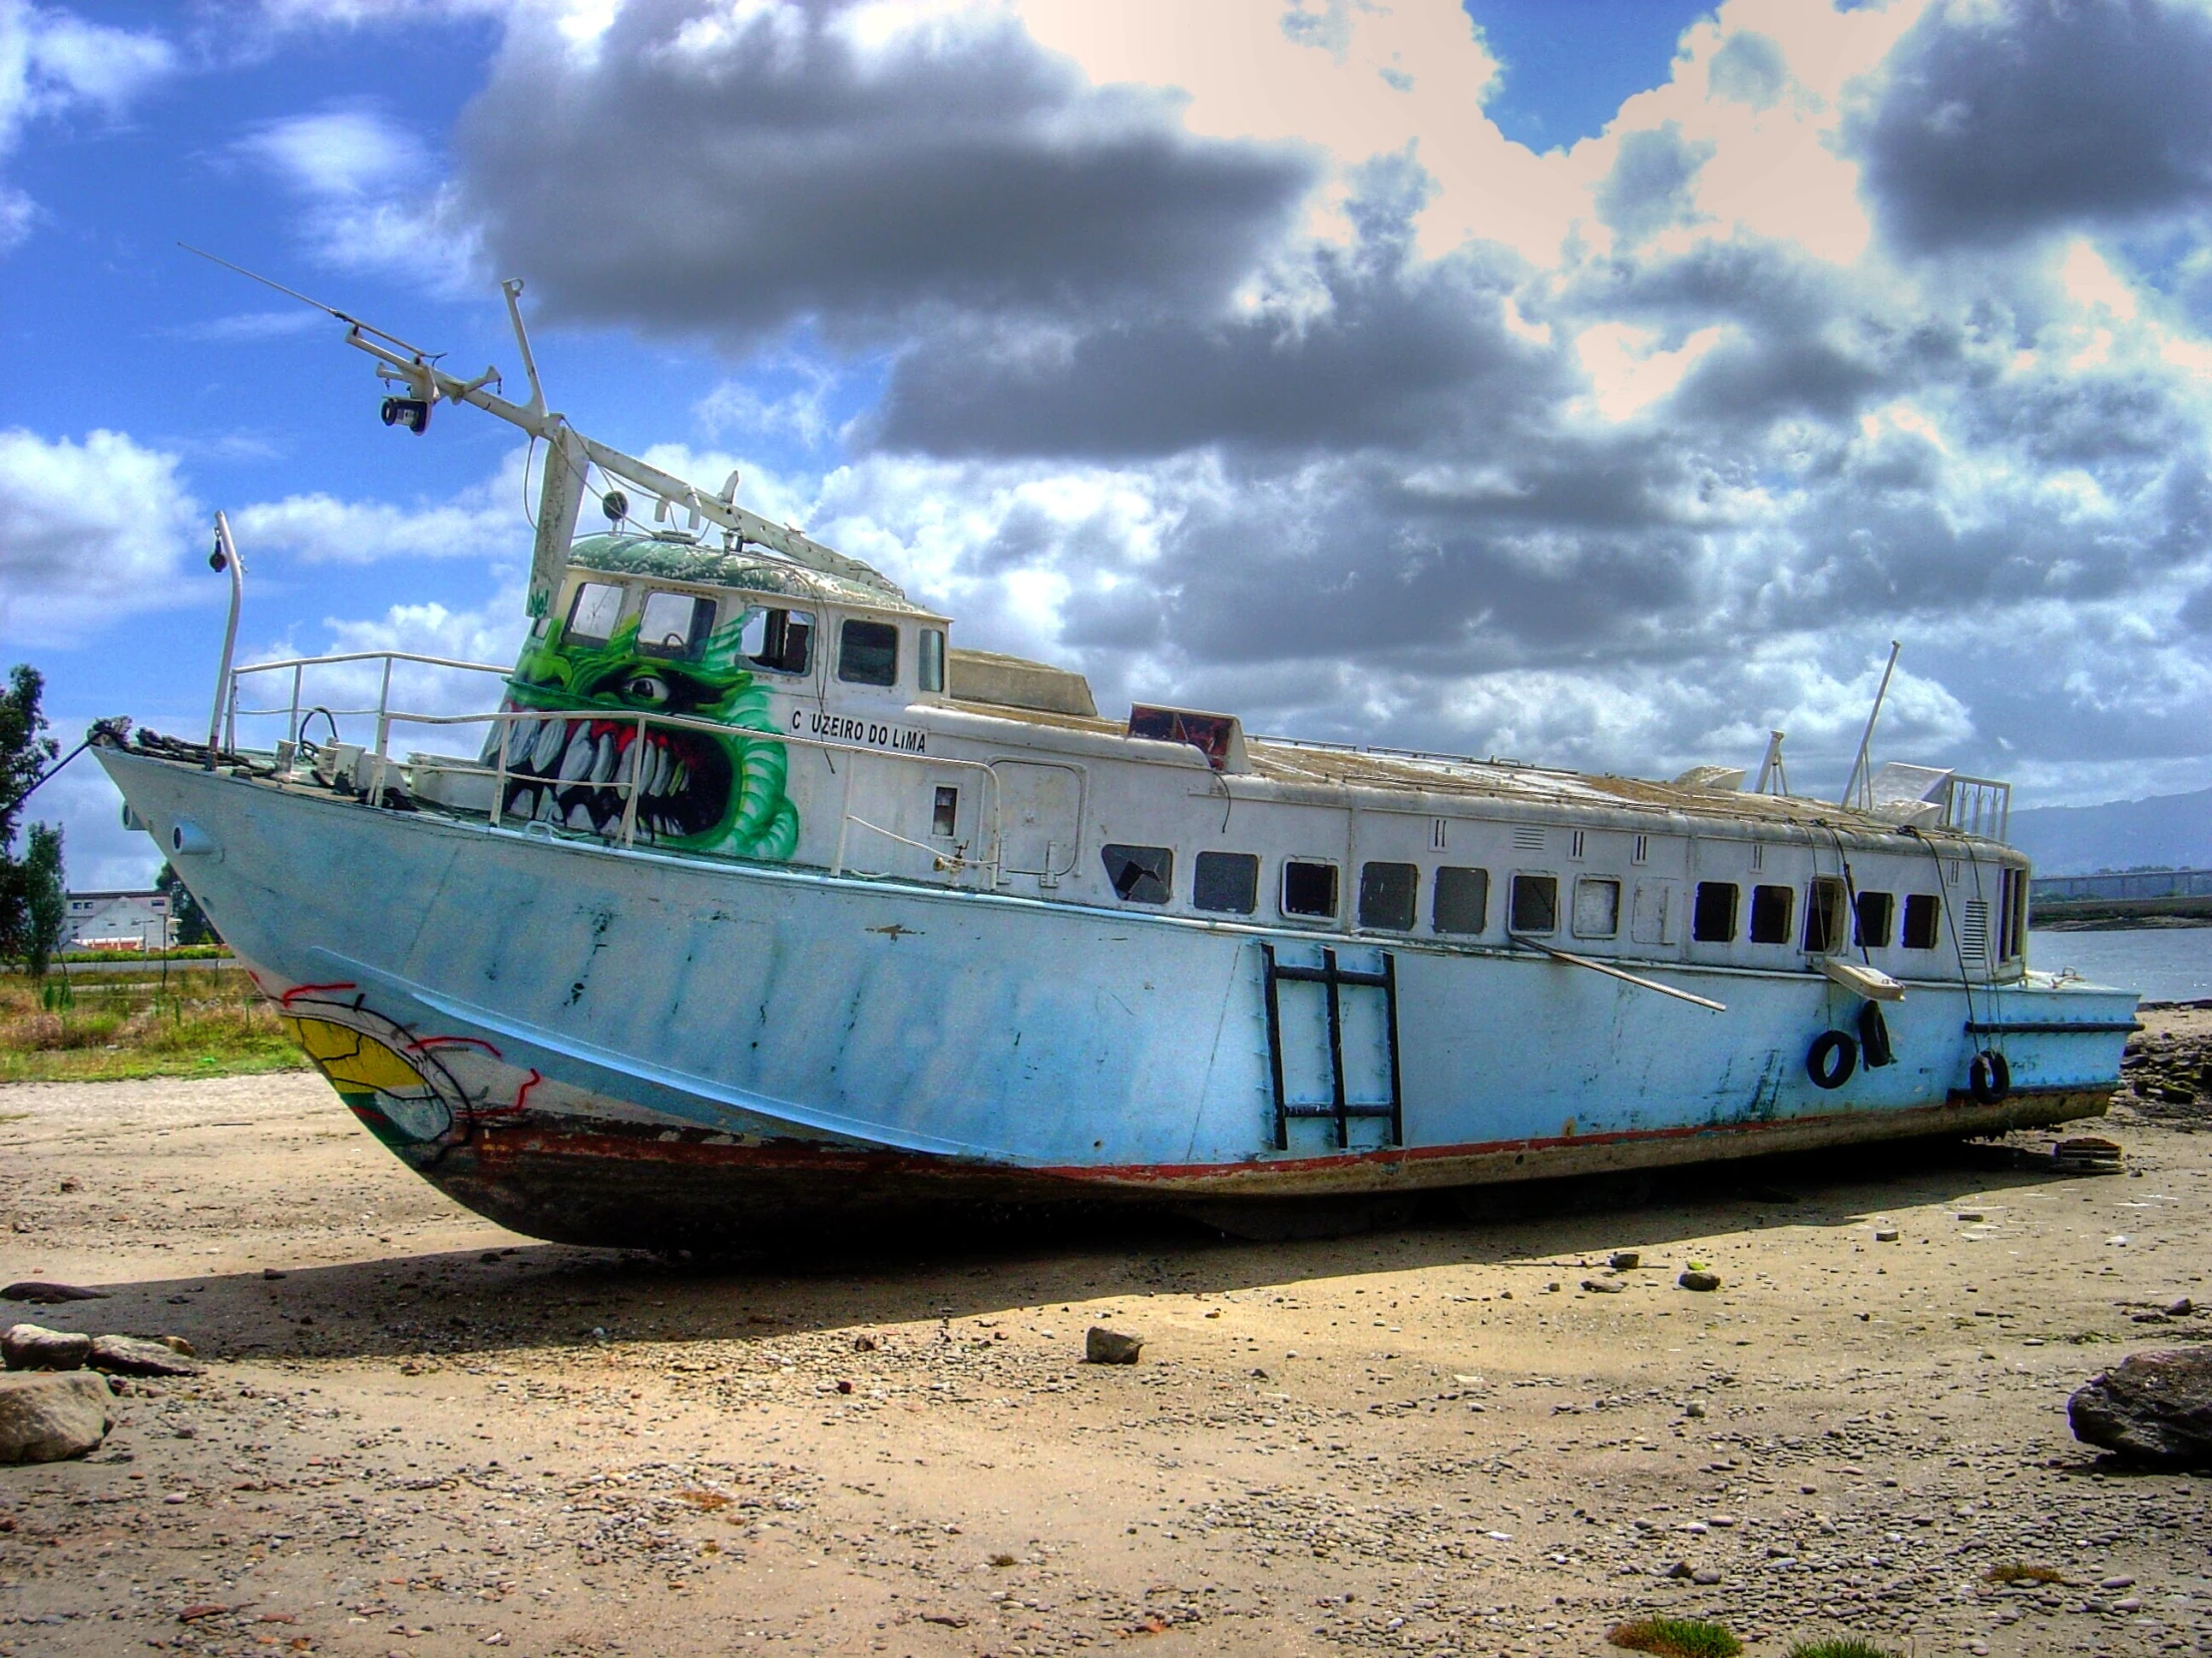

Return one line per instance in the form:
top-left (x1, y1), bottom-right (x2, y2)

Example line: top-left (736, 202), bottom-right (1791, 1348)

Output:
top-left (1678, 1271), bottom-right (1721, 1293)
top-left (1608, 1251), bottom-right (1639, 1270)
top-left (1580, 1279), bottom-right (1624, 1295)
top-left (1874, 1228), bottom-right (1900, 1242)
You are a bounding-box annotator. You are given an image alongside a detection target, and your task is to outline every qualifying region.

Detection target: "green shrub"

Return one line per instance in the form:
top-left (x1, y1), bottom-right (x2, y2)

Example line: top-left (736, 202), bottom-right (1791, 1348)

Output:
top-left (1607, 1617), bottom-right (1743, 1658)
top-left (1786, 1639), bottom-right (1902, 1658)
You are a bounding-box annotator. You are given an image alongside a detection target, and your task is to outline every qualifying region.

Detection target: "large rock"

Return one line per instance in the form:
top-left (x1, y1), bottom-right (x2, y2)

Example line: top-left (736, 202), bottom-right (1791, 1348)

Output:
top-left (1085, 1327), bottom-right (1143, 1365)
top-left (2069, 1347), bottom-right (2212, 1468)
top-left (87, 1335), bottom-right (202, 1378)
top-left (2, 1323), bottom-right (91, 1371)
top-left (0, 1372), bottom-right (114, 1462)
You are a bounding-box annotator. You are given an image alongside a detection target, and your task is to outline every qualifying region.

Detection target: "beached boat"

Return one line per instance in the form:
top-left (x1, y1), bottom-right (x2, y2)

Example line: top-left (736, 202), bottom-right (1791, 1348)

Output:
top-left (95, 278), bottom-right (2137, 1245)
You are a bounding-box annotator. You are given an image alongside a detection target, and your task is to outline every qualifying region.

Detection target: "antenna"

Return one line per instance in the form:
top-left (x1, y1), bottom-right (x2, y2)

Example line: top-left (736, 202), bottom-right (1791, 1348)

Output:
top-left (1840, 641), bottom-right (1902, 811)
top-left (500, 277), bottom-right (547, 418)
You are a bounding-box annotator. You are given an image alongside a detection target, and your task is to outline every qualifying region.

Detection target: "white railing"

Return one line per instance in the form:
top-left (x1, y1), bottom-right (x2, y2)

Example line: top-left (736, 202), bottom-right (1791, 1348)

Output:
top-left (1945, 774), bottom-right (2010, 843)
top-left (228, 650), bottom-right (514, 755)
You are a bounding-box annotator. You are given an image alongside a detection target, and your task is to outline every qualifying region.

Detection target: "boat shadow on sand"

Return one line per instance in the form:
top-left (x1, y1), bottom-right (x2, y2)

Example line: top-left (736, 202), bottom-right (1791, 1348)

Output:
top-left (31, 1137), bottom-right (2124, 1368)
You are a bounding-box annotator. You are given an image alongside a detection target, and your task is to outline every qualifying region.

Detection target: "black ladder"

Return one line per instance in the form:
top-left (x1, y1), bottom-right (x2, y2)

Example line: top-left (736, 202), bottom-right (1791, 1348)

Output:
top-left (1259, 943), bottom-right (1403, 1151)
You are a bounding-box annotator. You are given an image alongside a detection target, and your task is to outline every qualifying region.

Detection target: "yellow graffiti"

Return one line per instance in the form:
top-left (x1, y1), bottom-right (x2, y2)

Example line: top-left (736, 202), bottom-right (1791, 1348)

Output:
top-left (281, 1015), bottom-right (427, 1093)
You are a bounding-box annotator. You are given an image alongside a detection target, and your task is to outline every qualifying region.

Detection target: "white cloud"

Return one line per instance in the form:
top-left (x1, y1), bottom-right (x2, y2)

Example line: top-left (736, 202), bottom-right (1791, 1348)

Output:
top-left (229, 444), bottom-right (528, 564)
top-left (0, 428), bottom-right (202, 641)
top-left (238, 103), bottom-right (481, 283)
top-left (0, 0), bottom-right (176, 250)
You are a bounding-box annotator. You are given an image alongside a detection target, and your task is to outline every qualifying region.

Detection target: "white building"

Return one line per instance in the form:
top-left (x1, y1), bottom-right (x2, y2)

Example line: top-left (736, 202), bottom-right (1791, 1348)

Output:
top-left (65, 890), bottom-right (172, 951)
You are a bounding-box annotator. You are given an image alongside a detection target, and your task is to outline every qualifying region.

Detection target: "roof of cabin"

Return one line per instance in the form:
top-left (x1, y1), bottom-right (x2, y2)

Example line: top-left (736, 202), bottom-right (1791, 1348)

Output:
top-left (568, 533), bottom-right (932, 616)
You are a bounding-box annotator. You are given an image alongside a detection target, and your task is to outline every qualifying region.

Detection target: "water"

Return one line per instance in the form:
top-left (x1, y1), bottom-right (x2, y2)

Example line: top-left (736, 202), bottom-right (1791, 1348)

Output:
top-left (2027, 925), bottom-right (2212, 1003)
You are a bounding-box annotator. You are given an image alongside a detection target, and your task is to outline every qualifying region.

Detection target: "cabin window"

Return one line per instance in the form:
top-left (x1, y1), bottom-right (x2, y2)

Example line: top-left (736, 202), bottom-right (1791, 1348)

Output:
top-left (918, 627), bottom-right (946, 693)
top-left (1571, 876), bottom-right (1620, 939)
top-left (1101, 844), bottom-right (1172, 904)
top-left (2000, 868), bottom-right (2027, 959)
top-left (1854, 890), bottom-right (1895, 949)
top-left (1749, 883), bottom-right (1795, 945)
top-left (931, 786), bottom-right (958, 839)
top-left (1193, 851), bottom-right (1259, 915)
top-left (1433, 867), bottom-right (1489, 935)
top-left (638, 590), bottom-right (715, 660)
top-left (565, 581), bottom-right (626, 645)
top-left (837, 619), bottom-right (900, 686)
top-left (1281, 860), bottom-right (1339, 920)
top-left (1509, 873), bottom-right (1557, 934)
top-left (742, 608), bottom-right (814, 675)
top-left (1357, 862), bottom-right (1419, 931)
top-left (1804, 877), bottom-right (1848, 954)
top-left (1692, 881), bottom-right (1739, 943)
top-left (1903, 893), bottom-right (1942, 950)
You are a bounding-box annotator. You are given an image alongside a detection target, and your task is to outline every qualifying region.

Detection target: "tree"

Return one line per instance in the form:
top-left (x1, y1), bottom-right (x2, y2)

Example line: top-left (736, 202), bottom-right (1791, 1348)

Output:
top-left (156, 862), bottom-right (219, 947)
top-left (0, 664), bottom-right (64, 974)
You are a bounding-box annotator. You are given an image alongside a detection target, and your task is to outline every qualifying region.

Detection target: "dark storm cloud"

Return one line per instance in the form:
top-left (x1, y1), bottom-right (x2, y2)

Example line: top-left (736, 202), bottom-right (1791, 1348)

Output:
top-left (455, 0), bottom-right (1318, 338)
top-left (1853, 0), bottom-right (2212, 252)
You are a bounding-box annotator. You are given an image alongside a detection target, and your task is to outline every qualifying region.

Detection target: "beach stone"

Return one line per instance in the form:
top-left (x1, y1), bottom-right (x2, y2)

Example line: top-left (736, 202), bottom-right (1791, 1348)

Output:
top-left (0, 1281), bottom-right (110, 1305)
top-left (2068, 1346), bottom-right (2212, 1467)
top-left (1085, 1327), bottom-right (1142, 1365)
top-left (0, 1372), bottom-right (113, 1462)
top-left (1580, 1279), bottom-right (1624, 1294)
top-left (2, 1323), bottom-right (91, 1371)
top-left (2167, 1298), bottom-right (2195, 1317)
top-left (88, 1334), bottom-right (203, 1378)
top-left (1678, 1271), bottom-right (1722, 1292)
top-left (1608, 1251), bottom-right (1640, 1270)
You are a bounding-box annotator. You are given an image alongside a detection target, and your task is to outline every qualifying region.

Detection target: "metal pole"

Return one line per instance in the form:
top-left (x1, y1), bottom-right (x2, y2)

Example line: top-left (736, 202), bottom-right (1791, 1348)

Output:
top-left (1840, 640), bottom-right (1901, 810)
top-left (205, 512), bottom-right (244, 768)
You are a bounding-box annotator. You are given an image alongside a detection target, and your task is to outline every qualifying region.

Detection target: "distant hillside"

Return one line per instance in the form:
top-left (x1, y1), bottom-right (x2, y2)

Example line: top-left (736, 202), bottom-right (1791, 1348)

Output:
top-left (2007, 785), bottom-right (2212, 876)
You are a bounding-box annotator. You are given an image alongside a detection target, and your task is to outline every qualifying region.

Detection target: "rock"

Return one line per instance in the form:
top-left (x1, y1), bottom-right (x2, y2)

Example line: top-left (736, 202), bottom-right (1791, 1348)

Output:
top-left (160, 1336), bottom-right (195, 1358)
top-left (852, 1335), bottom-right (877, 1353)
top-left (1085, 1327), bottom-right (1143, 1365)
top-left (2, 1323), bottom-right (91, 1371)
top-left (1678, 1271), bottom-right (1722, 1292)
top-left (2100, 1575), bottom-right (2135, 1590)
top-left (0, 1372), bottom-right (114, 1462)
top-left (1874, 1228), bottom-right (1900, 1242)
top-left (88, 1334), bottom-right (203, 1378)
top-left (2068, 1346), bottom-right (2212, 1467)
top-left (260, 1268), bottom-right (285, 1281)
top-left (1608, 1251), bottom-right (1640, 1270)
top-left (1580, 1279), bottom-right (1624, 1294)
top-left (0, 1281), bottom-right (110, 1305)
top-left (1958, 1210), bottom-right (1986, 1222)
top-left (2167, 1298), bottom-right (2195, 1317)
top-left (1665, 1560), bottom-right (1694, 1579)
top-left (1692, 1569), bottom-right (1723, 1585)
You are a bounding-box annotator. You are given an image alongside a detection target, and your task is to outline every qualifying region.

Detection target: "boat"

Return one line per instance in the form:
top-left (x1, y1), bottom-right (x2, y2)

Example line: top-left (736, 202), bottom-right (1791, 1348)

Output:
top-left (94, 272), bottom-right (2138, 1246)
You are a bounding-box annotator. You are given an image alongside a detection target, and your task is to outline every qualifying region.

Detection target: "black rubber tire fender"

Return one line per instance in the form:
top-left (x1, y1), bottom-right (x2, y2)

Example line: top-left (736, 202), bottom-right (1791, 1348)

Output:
top-left (1857, 998), bottom-right (1895, 1069)
top-left (1969, 1047), bottom-right (2011, 1104)
top-left (1807, 1029), bottom-right (1858, 1090)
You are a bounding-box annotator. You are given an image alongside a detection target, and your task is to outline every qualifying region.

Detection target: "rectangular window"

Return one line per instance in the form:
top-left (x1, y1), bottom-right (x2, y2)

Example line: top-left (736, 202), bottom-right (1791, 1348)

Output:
top-left (931, 786), bottom-right (958, 839)
top-left (1101, 844), bottom-right (1172, 904)
top-left (1571, 876), bottom-right (1620, 939)
top-left (837, 618), bottom-right (900, 686)
top-left (1630, 881), bottom-right (1672, 945)
top-left (1854, 890), bottom-right (1895, 949)
top-left (1510, 873), bottom-right (1558, 934)
top-left (1281, 859), bottom-right (1339, 920)
top-left (918, 627), bottom-right (946, 693)
top-left (1749, 883), bottom-right (1795, 945)
top-left (638, 590), bottom-right (715, 659)
top-left (2001, 867), bottom-right (2027, 959)
top-left (1692, 881), bottom-right (1739, 943)
top-left (1357, 862), bottom-right (1418, 931)
top-left (565, 581), bottom-right (625, 644)
top-left (1804, 877), bottom-right (1848, 955)
top-left (741, 608), bottom-right (814, 675)
top-left (1903, 892), bottom-right (1942, 950)
top-left (1433, 866), bottom-right (1489, 935)
top-left (1193, 851), bottom-right (1259, 915)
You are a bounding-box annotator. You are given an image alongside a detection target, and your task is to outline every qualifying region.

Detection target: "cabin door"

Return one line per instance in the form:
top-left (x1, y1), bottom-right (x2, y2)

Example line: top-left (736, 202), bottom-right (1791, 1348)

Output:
top-left (992, 761), bottom-right (1084, 886)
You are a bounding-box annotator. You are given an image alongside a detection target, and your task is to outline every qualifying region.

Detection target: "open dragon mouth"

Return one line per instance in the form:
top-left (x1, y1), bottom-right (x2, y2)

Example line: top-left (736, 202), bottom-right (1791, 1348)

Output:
top-left (491, 715), bottom-right (733, 845)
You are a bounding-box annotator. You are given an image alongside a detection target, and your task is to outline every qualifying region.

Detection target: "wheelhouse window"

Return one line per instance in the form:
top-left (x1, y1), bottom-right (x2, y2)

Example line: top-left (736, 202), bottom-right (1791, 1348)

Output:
top-left (1903, 893), bottom-right (1942, 950)
top-left (1509, 873), bottom-right (1557, 934)
top-left (1804, 877), bottom-right (1848, 955)
top-left (1102, 844), bottom-right (1172, 904)
top-left (918, 627), bottom-right (946, 694)
top-left (1692, 881), bottom-right (1739, 943)
top-left (1281, 860), bottom-right (1339, 920)
top-left (1193, 852), bottom-right (1259, 915)
top-left (931, 786), bottom-right (959, 839)
top-left (1357, 862), bottom-right (1418, 931)
top-left (1571, 876), bottom-right (1620, 939)
top-left (1749, 883), bottom-right (1795, 945)
top-left (837, 619), bottom-right (900, 686)
top-left (565, 581), bottom-right (625, 645)
top-left (742, 608), bottom-right (814, 675)
top-left (1433, 866), bottom-right (1489, 935)
top-left (638, 590), bottom-right (715, 660)
top-left (1855, 891), bottom-right (1895, 949)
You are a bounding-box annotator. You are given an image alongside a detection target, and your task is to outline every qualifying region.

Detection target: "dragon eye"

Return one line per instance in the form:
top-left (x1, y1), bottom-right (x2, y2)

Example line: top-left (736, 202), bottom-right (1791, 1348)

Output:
top-left (625, 674), bottom-right (671, 704)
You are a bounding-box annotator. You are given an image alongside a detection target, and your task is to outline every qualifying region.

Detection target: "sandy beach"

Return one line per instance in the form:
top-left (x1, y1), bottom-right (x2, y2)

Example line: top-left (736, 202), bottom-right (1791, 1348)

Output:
top-left (1, 1012), bottom-right (2207, 1657)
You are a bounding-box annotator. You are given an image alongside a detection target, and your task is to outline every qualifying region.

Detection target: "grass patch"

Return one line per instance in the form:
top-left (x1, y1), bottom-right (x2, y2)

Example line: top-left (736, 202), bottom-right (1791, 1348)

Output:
top-left (1787, 1640), bottom-right (1902, 1658)
top-left (0, 968), bottom-right (305, 1083)
top-left (1985, 1563), bottom-right (2066, 1585)
top-left (1607, 1617), bottom-right (1743, 1658)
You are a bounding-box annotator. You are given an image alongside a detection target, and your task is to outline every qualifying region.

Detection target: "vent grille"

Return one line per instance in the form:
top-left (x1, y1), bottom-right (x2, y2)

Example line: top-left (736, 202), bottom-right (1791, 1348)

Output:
top-left (1961, 899), bottom-right (1991, 965)
top-left (1512, 825), bottom-right (1546, 851)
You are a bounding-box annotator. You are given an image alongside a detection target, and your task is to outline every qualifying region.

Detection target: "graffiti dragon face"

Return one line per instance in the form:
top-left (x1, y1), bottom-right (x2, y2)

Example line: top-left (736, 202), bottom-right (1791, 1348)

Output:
top-left (490, 602), bottom-right (799, 860)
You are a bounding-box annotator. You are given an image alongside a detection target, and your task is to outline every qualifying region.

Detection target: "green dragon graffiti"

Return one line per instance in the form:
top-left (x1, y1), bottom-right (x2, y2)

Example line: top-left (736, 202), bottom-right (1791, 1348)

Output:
top-left (490, 601), bottom-right (799, 860)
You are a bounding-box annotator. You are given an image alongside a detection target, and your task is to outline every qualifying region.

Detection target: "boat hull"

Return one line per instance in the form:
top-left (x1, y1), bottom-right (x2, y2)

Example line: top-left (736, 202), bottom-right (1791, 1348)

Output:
top-left (101, 748), bottom-right (2131, 1247)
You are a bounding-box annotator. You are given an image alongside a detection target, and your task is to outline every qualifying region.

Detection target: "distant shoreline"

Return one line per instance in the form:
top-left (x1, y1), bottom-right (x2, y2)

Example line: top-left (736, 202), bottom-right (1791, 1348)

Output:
top-left (2028, 898), bottom-right (2212, 931)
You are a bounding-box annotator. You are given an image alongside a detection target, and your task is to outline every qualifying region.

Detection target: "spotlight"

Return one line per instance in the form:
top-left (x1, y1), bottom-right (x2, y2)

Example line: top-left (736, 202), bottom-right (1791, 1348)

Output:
top-left (602, 489), bottom-right (630, 525)
top-left (381, 396), bottom-right (431, 434)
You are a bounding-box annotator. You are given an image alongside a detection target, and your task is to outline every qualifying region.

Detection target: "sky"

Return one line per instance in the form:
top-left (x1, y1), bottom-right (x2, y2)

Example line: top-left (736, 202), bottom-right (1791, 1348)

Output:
top-left (5, 0), bottom-right (2212, 891)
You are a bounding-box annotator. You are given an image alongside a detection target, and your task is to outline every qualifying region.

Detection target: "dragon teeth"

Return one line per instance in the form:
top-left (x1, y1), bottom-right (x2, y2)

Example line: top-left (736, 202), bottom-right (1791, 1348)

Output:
top-left (531, 717), bottom-right (568, 773)
top-left (590, 732), bottom-right (619, 785)
top-left (566, 800), bottom-right (594, 831)
top-left (558, 727), bottom-right (596, 783)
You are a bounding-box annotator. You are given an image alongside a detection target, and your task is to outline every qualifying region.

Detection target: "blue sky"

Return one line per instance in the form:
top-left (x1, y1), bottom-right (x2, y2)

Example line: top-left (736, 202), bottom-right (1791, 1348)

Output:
top-left (6, 0), bottom-right (2212, 890)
